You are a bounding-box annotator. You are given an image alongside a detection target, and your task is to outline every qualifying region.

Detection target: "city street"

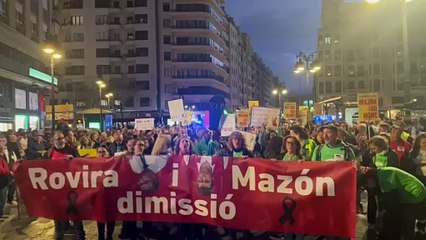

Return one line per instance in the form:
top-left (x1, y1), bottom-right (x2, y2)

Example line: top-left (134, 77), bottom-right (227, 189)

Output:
top-left (0, 195), bottom-right (368, 240)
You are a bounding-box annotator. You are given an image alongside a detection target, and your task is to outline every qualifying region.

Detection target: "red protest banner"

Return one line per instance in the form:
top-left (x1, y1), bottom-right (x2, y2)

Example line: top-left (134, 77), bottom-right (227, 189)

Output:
top-left (14, 156), bottom-right (356, 238)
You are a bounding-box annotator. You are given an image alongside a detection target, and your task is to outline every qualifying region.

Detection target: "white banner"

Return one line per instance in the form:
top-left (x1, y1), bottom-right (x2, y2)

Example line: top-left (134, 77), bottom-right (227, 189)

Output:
top-left (221, 114), bottom-right (236, 137)
top-left (238, 130), bottom-right (257, 152)
top-left (134, 118), bottom-right (154, 131)
top-left (251, 107), bottom-right (280, 129)
top-left (168, 99), bottom-right (185, 122)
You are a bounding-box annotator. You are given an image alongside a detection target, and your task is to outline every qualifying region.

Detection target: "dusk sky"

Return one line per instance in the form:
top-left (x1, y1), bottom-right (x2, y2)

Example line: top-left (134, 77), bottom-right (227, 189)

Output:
top-left (224, 0), bottom-right (323, 96)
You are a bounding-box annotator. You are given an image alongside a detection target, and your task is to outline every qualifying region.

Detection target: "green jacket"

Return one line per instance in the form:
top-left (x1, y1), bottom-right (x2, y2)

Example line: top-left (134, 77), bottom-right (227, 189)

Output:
top-left (193, 139), bottom-right (219, 156)
top-left (311, 141), bottom-right (355, 161)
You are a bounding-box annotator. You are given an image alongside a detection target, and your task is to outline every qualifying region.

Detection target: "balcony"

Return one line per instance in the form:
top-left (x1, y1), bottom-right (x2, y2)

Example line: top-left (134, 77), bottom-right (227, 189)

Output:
top-left (173, 74), bottom-right (225, 83)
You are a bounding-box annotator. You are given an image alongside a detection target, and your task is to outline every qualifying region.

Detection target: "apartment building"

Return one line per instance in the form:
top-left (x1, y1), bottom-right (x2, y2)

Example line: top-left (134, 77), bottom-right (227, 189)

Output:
top-left (317, 0), bottom-right (426, 110)
top-left (54, 0), bottom-right (277, 126)
top-left (0, 0), bottom-right (54, 130)
top-left (54, 0), bottom-right (159, 122)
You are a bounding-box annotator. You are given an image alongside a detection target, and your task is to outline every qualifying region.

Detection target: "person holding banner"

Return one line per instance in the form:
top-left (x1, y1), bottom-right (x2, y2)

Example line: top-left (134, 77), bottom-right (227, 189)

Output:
top-left (217, 131), bottom-right (253, 158)
top-left (282, 136), bottom-right (304, 161)
top-left (312, 125), bottom-right (355, 162)
top-left (360, 166), bottom-right (426, 240)
top-left (95, 145), bottom-right (116, 240)
top-left (48, 131), bottom-right (85, 240)
top-left (0, 135), bottom-right (11, 219)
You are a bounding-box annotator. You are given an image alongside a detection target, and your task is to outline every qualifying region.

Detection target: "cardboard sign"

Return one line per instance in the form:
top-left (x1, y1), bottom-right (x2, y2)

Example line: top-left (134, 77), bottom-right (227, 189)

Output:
top-left (77, 149), bottom-right (97, 157)
top-left (251, 107), bottom-right (280, 129)
top-left (248, 101), bottom-right (259, 109)
top-left (134, 118), bottom-right (155, 131)
top-left (236, 111), bottom-right (250, 128)
top-left (358, 93), bottom-right (379, 122)
top-left (298, 106), bottom-right (309, 126)
top-left (238, 130), bottom-right (257, 151)
top-left (168, 99), bottom-right (185, 122)
top-left (221, 114), bottom-right (236, 137)
top-left (314, 103), bottom-right (323, 115)
top-left (284, 102), bottom-right (297, 119)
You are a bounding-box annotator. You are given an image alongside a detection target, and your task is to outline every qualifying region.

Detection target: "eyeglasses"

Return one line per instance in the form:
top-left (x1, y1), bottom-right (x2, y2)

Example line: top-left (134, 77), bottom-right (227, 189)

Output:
top-left (54, 137), bottom-right (65, 141)
top-left (286, 141), bottom-right (296, 145)
top-left (97, 150), bottom-right (107, 154)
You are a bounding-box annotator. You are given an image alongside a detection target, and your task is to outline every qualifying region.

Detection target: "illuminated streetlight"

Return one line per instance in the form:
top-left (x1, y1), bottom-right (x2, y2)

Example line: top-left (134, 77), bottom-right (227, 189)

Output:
top-left (272, 89), bottom-right (278, 95)
top-left (105, 93), bottom-right (113, 107)
top-left (97, 80), bottom-right (107, 131)
top-left (294, 51), bottom-right (320, 107)
top-left (43, 45), bottom-right (62, 130)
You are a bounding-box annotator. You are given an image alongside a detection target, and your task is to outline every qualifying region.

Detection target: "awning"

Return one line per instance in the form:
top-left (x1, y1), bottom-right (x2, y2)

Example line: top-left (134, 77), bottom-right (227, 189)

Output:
top-left (316, 96), bottom-right (342, 105)
top-left (77, 108), bottom-right (112, 115)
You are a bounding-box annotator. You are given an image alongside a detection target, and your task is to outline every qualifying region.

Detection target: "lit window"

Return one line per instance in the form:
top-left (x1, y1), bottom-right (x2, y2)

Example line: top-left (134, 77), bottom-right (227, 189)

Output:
top-left (71, 16), bottom-right (84, 25)
top-left (324, 34), bottom-right (331, 45)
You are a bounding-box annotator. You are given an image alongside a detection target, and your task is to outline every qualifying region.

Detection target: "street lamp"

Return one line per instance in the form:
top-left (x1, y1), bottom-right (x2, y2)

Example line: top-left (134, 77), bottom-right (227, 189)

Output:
top-left (43, 46), bottom-right (62, 130)
top-left (366, 0), bottom-right (414, 112)
top-left (105, 93), bottom-right (113, 108)
top-left (96, 80), bottom-right (106, 131)
top-left (272, 88), bottom-right (288, 108)
top-left (294, 51), bottom-right (321, 106)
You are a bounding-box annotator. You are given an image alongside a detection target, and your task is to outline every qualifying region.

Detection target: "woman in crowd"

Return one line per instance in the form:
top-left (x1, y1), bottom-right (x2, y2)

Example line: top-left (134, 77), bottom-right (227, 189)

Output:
top-left (282, 135), bottom-right (304, 161)
top-left (174, 136), bottom-right (193, 155)
top-left (263, 136), bottom-right (284, 160)
top-left (408, 133), bottom-right (426, 182)
top-left (90, 132), bottom-right (101, 149)
top-left (367, 136), bottom-right (399, 169)
top-left (290, 126), bottom-right (317, 160)
top-left (218, 131), bottom-right (253, 157)
top-left (77, 136), bottom-right (92, 150)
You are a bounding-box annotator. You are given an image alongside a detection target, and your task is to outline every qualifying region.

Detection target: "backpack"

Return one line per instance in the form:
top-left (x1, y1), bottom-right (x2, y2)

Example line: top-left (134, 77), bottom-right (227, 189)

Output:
top-left (315, 143), bottom-right (352, 161)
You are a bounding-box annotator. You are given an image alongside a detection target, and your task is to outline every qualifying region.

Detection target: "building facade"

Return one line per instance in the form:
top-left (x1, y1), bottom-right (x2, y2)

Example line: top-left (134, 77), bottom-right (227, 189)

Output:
top-left (0, 0), bottom-right (54, 131)
top-left (54, 0), bottom-right (277, 127)
top-left (317, 0), bottom-right (426, 110)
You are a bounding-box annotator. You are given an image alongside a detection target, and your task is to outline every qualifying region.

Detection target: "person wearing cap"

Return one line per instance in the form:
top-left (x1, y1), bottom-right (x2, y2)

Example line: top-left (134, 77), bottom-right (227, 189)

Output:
top-left (311, 125), bottom-right (355, 161)
top-left (193, 128), bottom-right (219, 156)
top-left (389, 125), bottom-right (412, 172)
top-left (360, 166), bottom-right (426, 239)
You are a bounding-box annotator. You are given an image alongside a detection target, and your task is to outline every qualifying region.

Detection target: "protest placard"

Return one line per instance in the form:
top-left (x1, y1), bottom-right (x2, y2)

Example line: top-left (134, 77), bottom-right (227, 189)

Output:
top-left (236, 111), bottom-right (250, 128)
top-left (251, 107), bottom-right (280, 129)
top-left (358, 93), bottom-right (379, 122)
top-left (248, 101), bottom-right (259, 109)
top-left (221, 114), bottom-right (236, 137)
top-left (284, 102), bottom-right (297, 119)
top-left (134, 118), bottom-right (155, 131)
top-left (168, 99), bottom-right (185, 122)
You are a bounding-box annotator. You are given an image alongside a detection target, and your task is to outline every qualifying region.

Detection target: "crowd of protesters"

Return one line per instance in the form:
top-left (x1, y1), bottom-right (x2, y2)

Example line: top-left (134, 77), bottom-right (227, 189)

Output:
top-left (0, 115), bottom-right (425, 240)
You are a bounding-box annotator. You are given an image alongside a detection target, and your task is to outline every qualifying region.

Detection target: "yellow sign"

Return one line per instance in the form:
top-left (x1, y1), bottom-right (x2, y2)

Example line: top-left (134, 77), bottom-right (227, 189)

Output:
top-left (283, 102), bottom-right (297, 119)
top-left (248, 101), bottom-right (259, 109)
top-left (78, 149), bottom-right (97, 157)
top-left (298, 106), bottom-right (309, 126)
top-left (237, 110), bottom-right (250, 128)
top-left (184, 111), bottom-right (192, 125)
top-left (358, 93), bottom-right (379, 122)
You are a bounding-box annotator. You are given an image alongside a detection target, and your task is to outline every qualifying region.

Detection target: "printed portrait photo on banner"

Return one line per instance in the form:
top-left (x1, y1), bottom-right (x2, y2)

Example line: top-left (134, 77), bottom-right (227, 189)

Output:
top-left (196, 156), bottom-right (215, 196)
top-left (129, 155), bottom-right (168, 193)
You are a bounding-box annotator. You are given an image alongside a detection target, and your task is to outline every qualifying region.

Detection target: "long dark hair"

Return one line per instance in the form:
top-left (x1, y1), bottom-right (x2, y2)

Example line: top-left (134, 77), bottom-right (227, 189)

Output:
top-left (282, 135), bottom-right (301, 156)
top-left (174, 136), bottom-right (193, 155)
top-left (411, 133), bottom-right (426, 156)
top-left (227, 131), bottom-right (245, 151)
top-left (290, 125), bottom-right (309, 140)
